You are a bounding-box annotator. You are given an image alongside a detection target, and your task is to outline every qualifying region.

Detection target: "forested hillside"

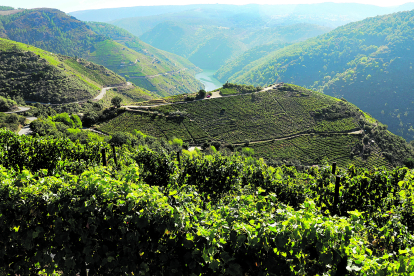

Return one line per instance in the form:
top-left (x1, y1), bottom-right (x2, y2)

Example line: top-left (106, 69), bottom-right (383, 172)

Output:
top-left (0, 8), bottom-right (203, 96)
top-left (120, 13), bottom-right (331, 69)
top-left (99, 83), bottom-right (414, 168)
top-left (228, 10), bottom-right (414, 141)
top-left (0, 38), bottom-right (125, 103)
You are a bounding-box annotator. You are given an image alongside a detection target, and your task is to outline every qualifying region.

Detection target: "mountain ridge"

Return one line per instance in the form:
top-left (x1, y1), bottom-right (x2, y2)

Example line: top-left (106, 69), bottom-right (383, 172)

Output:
top-left (0, 8), bottom-right (204, 97)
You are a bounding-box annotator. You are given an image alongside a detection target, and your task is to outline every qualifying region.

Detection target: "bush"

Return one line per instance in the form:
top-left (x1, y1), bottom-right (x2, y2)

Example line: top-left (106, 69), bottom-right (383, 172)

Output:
top-left (111, 96), bottom-right (122, 108)
top-left (0, 96), bottom-right (17, 112)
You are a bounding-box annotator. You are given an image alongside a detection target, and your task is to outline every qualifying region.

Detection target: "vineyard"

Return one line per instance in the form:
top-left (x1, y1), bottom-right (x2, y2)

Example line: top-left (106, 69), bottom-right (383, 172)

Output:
top-left (246, 134), bottom-right (391, 169)
top-left (98, 84), bottom-right (388, 166)
top-left (1, 128), bottom-right (414, 275)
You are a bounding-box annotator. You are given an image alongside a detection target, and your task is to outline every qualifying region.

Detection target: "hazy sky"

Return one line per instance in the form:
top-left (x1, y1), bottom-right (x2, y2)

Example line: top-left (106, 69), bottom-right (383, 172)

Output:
top-left (6, 0), bottom-right (413, 13)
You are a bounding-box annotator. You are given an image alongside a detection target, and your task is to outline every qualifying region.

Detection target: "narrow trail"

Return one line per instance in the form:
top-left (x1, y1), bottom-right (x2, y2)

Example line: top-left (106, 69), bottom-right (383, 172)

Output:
top-left (230, 129), bottom-right (364, 147)
top-left (5, 107), bottom-right (31, 114)
top-left (18, 117), bottom-right (37, 136)
top-left (123, 83), bottom-right (282, 110)
top-left (23, 82), bottom-right (131, 105)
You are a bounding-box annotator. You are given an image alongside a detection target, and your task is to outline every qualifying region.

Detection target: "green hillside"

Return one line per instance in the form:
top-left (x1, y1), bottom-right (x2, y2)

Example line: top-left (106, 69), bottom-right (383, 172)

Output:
top-left (99, 83), bottom-right (414, 168)
top-left (0, 38), bottom-right (125, 103)
top-left (130, 15), bottom-right (331, 69)
top-left (0, 8), bottom-right (203, 97)
top-left (214, 42), bottom-right (290, 82)
top-left (227, 10), bottom-right (414, 141)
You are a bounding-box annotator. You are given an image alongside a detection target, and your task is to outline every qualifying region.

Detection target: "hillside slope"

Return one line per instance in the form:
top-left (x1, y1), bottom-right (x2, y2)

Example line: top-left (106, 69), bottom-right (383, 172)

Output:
top-left (99, 83), bottom-right (414, 168)
top-left (0, 38), bottom-right (126, 103)
top-left (229, 10), bottom-right (414, 141)
top-left (0, 8), bottom-right (203, 97)
top-left (125, 16), bottom-right (331, 69)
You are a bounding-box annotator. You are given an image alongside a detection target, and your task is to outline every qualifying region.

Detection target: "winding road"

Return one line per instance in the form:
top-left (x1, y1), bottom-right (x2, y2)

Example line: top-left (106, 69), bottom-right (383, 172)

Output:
top-left (5, 83), bottom-right (131, 135)
top-left (123, 84), bottom-right (281, 110)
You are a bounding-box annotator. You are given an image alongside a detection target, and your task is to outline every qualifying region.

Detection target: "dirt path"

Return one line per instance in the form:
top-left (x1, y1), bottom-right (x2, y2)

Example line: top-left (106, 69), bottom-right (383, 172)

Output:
top-left (18, 117), bottom-right (37, 136)
top-left (209, 91), bottom-right (222, 98)
top-left (5, 106), bottom-right (30, 114)
top-left (123, 83), bottom-right (280, 110)
top-left (24, 83), bottom-right (131, 105)
top-left (94, 82), bottom-right (133, 100)
top-left (94, 87), bottom-right (115, 101)
top-left (0, 9), bottom-right (23, 15)
top-left (18, 125), bottom-right (33, 136)
top-left (231, 129), bottom-right (363, 147)
top-left (83, 128), bottom-right (109, 136)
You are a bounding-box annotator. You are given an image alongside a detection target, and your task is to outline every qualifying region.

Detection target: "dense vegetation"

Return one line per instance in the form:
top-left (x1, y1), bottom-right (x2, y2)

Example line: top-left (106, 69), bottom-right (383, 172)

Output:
top-left (0, 8), bottom-right (204, 96)
top-left (137, 19), bottom-right (330, 69)
top-left (99, 83), bottom-right (414, 168)
top-left (0, 38), bottom-right (125, 103)
top-left (0, 112), bottom-right (25, 132)
top-left (2, 128), bottom-right (414, 275)
top-left (214, 42), bottom-right (290, 82)
top-left (0, 95), bottom-right (17, 111)
top-left (227, 10), bottom-right (414, 141)
top-left (0, 6), bottom-right (14, 11)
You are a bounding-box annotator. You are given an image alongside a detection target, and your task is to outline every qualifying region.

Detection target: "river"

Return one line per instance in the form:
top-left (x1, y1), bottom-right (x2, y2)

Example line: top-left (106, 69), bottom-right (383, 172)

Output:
top-left (195, 69), bottom-right (223, 91)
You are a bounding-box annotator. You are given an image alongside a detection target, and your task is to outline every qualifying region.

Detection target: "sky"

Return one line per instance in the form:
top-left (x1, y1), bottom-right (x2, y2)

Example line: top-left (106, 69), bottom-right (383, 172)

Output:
top-left (4, 0), bottom-right (413, 13)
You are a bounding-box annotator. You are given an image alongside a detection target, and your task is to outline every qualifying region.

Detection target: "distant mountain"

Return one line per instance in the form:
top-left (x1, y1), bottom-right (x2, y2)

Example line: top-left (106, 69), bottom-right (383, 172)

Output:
top-left (0, 38), bottom-right (125, 103)
top-left (0, 8), bottom-right (203, 97)
top-left (70, 3), bottom-right (414, 27)
top-left (135, 17), bottom-right (330, 69)
top-left (214, 23), bottom-right (333, 82)
top-left (228, 9), bottom-right (414, 141)
top-left (214, 43), bottom-right (290, 82)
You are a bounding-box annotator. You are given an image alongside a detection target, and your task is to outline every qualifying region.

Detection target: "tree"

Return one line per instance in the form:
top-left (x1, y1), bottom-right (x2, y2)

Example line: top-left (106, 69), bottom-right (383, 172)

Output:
top-left (111, 96), bottom-right (122, 108)
top-left (0, 96), bottom-right (17, 112)
top-left (197, 89), bottom-right (206, 99)
top-left (82, 111), bottom-right (99, 127)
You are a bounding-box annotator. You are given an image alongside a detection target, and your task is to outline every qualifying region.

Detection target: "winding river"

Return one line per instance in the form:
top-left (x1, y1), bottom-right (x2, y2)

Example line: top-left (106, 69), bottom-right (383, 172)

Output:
top-left (195, 69), bottom-right (223, 91)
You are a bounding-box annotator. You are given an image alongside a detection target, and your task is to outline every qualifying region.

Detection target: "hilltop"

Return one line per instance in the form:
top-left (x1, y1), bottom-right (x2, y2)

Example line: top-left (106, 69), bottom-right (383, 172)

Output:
top-left (0, 38), bottom-right (129, 104)
top-left (0, 8), bottom-right (203, 97)
top-left (225, 10), bottom-right (414, 141)
top-left (71, 3), bottom-right (414, 27)
top-left (98, 83), bottom-right (414, 168)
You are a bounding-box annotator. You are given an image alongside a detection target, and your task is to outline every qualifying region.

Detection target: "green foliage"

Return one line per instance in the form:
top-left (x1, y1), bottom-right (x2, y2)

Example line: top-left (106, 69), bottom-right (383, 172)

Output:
top-left (2, 131), bottom-right (414, 274)
top-left (0, 112), bottom-right (25, 133)
top-left (0, 9), bottom-right (202, 97)
top-left (0, 6), bottom-right (14, 11)
top-left (197, 89), bottom-right (206, 99)
top-left (220, 82), bottom-right (262, 95)
top-left (0, 128), bottom-right (104, 174)
top-left (0, 96), bottom-right (17, 111)
top-left (109, 131), bottom-right (139, 147)
top-left (111, 96), bottom-right (122, 108)
top-left (0, 38), bottom-right (124, 103)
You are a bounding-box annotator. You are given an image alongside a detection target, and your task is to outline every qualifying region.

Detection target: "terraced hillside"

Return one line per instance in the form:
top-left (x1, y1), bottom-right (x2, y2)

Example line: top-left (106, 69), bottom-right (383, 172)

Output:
top-left (99, 83), bottom-right (413, 168)
top-left (226, 10), bottom-right (414, 142)
top-left (0, 38), bottom-right (127, 103)
top-left (0, 8), bottom-right (203, 97)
